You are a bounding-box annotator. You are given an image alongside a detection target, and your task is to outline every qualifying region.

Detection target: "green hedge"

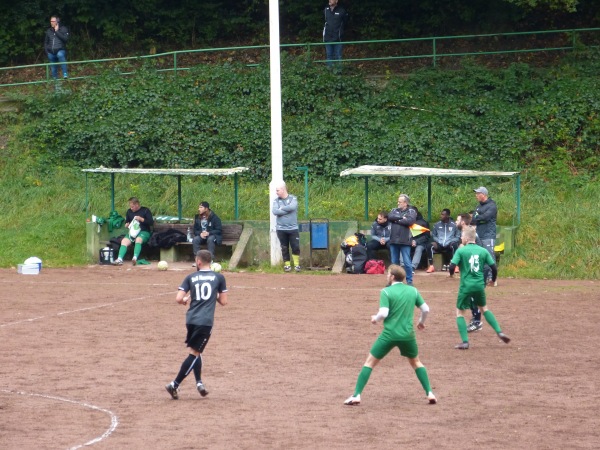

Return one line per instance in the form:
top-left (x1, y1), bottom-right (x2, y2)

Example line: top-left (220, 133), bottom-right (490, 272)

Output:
top-left (19, 51), bottom-right (600, 181)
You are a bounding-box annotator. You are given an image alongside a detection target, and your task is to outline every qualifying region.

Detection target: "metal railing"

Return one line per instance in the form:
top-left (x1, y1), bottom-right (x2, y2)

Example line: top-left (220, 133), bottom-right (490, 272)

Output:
top-left (1, 27), bottom-right (599, 88)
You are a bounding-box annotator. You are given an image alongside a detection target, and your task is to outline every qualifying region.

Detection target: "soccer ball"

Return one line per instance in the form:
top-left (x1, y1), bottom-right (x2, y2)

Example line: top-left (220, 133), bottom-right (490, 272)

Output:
top-left (210, 262), bottom-right (222, 273)
top-left (157, 260), bottom-right (169, 271)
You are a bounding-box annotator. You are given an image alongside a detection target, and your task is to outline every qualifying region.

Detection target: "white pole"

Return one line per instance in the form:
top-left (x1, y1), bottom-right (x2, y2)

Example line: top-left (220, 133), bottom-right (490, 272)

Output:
top-left (269, 0), bottom-right (284, 266)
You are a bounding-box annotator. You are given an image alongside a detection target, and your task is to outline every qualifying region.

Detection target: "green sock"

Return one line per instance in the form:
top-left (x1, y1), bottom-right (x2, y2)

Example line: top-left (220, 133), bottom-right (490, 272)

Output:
top-left (284, 260), bottom-right (290, 267)
top-left (457, 316), bottom-right (469, 342)
top-left (292, 255), bottom-right (300, 266)
top-left (415, 366), bottom-right (432, 394)
top-left (133, 242), bottom-right (142, 259)
top-left (483, 310), bottom-right (502, 333)
top-left (118, 245), bottom-right (127, 260)
top-left (354, 366), bottom-right (373, 396)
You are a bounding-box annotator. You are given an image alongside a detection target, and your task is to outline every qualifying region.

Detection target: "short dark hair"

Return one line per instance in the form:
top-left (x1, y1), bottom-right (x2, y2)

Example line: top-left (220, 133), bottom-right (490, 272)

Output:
top-left (388, 264), bottom-right (406, 282)
top-left (128, 196), bottom-right (140, 204)
top-left (378, 210), bottom-right (388, 218)
top-left (442, 208), bottom-right (451, 215)
top-left (457, 213), bottom-right (472, 225)
top-left (195, 249), bottom-right (212, 264)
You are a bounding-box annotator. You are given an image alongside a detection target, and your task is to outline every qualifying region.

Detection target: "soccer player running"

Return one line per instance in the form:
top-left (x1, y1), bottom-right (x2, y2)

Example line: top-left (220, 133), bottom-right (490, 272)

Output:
top-left (344, 264), bottom-right (437, 406)
top-left (449, 227), bottom-right (510, 350)
top-left (165, 250), bottom-right (228, 399)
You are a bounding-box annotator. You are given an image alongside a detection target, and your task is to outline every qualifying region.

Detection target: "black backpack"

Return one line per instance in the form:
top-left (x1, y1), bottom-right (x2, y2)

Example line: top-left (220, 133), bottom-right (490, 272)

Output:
top-left (148, 228), bottom-right (187, 248)
top-left (346, 244), bottom-right (368, 274)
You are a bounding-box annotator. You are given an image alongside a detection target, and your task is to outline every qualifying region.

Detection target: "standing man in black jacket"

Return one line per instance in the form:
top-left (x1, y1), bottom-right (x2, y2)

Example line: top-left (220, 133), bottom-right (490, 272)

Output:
top-left (472, 186), bottom-right (498, 284)
top-left (323, 0), bottom-right (348, 73)
top-left (469, 187), bottom-right (498, 332)
top-left (388, 194), bottom-right (417, 285)
top-left (44, 16), bottom-right (69, 79)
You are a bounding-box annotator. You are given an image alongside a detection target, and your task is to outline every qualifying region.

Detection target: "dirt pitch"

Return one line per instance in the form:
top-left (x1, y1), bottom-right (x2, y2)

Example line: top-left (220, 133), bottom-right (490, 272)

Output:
top-left (1, 265), bottom-right (599, 450)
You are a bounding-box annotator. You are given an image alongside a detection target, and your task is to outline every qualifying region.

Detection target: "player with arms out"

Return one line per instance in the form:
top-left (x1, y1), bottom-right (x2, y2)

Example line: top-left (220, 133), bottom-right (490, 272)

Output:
top-left (344, 264), bottom-right (437, 406)
top-left (449, 227), bottom-right (510, 350)
top-left (165, 250), bottom-right (228, 399)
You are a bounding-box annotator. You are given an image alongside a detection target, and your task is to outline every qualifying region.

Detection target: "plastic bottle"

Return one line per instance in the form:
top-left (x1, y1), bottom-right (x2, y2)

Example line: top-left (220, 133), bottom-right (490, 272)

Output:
top-left (187, 227), bottom-right (193, 242)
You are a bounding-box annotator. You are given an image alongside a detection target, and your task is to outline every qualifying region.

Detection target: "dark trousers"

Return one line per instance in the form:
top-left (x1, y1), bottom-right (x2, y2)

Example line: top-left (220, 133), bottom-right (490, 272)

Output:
top-left (192, 235), bottom-right (217, 258)
top-left (428, 242), bottom-right (458, 264)
top-left (366, 239), bottom-right (388, 260)
top-left (276, 229), bottom-right (300, 262)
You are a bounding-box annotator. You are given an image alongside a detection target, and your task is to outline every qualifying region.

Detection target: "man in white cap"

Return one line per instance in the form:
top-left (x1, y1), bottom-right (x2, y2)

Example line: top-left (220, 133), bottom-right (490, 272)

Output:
top-left (469, 186), bottom-right (498, 332)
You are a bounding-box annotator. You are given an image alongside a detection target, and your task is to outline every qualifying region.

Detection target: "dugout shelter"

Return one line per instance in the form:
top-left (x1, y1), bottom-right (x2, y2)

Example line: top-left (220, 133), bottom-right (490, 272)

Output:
top-left (82, 167), bottom-right (250, 221)
top-left (339, 165), bottom-right (521, 254)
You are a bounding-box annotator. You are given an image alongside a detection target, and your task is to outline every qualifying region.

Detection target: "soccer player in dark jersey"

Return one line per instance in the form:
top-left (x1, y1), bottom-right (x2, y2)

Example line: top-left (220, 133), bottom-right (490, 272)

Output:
top-left (449, 227), bottom-right (510, 350)
top-left (344, 264), bottom-right (437, 406)
top-left (165, 250), bottom-right (228, 399)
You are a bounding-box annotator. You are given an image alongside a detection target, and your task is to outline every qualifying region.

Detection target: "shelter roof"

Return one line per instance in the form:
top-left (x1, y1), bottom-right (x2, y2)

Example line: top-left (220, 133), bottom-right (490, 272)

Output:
top-left (340, 165), bottom-right (519, 177)
top-left (82, 167), bottom-right (249, 176)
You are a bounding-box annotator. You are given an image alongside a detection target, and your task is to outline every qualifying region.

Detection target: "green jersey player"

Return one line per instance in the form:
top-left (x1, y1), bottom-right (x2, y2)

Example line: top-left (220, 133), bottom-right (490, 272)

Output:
top-left (344, 264), bottom-right (437, 406)
top-left (449, 226), bottom-right (510, 349)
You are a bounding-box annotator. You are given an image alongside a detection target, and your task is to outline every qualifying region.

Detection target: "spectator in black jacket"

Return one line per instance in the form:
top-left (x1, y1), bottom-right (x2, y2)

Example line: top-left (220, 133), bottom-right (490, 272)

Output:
top-left (426, 209), bottom-right (461, 273)
top-left (388, 194), bottom-right (417, 285)
top-left (192, 202), bottom-right (222, 261)
top-left (366, 211), bottom-right (391, 260)
top-left (408, 209), bottom-right (431, 270)
top-left (323, 0), bottom-right (348, 72)
top-left (112, 197), bottom-right (154, 266)
top-left (44, 16), bottom-right (69, 79)
top-left (472, 186), bottom-right (498, 284)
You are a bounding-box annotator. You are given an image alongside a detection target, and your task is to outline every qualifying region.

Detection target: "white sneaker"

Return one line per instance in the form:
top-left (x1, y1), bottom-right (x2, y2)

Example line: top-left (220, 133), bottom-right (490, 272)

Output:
top-left (196, 381), bottom-right (208, 397)
top-left (427, 391), bottom-right (437, 404)
top-left (112, 258), bottom-right (123, 266)
top-left (165, 382), bottom-right (179, 400)
top-left (344, 394), bottom-right (361, 406)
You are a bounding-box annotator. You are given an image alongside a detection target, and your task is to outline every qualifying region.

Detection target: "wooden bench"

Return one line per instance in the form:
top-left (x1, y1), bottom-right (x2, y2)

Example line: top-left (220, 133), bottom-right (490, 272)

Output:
top-left (153, 222), bottom-right (243, 262)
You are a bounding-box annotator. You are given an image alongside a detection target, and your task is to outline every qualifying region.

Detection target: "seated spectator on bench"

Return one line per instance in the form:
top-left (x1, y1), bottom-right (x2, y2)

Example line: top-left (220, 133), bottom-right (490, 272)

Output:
top-left (409, 209), bottom-right (431, 270)
top-left (366, 211), bottom-right (391, 260)
top-left (113, 197), bottom-right (154, 266)
top-left (192, 202), bottom-right (222, 260)
top-left (426, 208), bottom-right (460, 273)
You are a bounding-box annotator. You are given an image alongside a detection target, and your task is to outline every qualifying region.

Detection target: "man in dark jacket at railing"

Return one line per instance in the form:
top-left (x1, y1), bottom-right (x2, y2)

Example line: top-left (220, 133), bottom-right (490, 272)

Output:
top-left (44, 15), bottom-right (70, 79)
top-left (323, 0), bottom-right (348, 72)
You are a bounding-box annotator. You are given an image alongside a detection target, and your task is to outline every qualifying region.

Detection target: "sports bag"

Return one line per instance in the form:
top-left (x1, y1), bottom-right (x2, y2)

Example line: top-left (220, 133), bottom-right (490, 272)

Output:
top-left (364, 259), bottom-right (385, 274)
top-left (148, 228), bottom-right (187, 248)
top-left (346, 245), bottom-right (368, 274)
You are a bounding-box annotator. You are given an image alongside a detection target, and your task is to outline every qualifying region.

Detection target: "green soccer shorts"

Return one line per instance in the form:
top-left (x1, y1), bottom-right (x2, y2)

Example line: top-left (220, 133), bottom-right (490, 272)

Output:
top-left (370, 334), bottom-right (419, 360)
top-left (457, 289), bottom-right (486, 310)
top-left (128, 230), bottom-right (151, 244)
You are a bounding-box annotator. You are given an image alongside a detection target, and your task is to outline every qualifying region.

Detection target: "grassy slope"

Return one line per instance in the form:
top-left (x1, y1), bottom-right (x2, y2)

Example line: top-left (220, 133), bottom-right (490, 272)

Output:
top-left (0, 134), bottom-right (598, 279)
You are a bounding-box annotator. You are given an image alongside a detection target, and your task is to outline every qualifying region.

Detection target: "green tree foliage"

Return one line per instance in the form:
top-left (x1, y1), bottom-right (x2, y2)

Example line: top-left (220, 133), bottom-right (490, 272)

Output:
top-left (506, 0), bottom-right (579, 12)
top-left (1, 0), bottom-right (598, 64)
top-left (19, 51), bottom-right (600, 182)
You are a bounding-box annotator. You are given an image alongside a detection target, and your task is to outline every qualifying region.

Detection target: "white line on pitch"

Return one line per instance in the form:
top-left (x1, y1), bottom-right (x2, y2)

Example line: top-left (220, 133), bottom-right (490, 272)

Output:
top-left (0, 389), bottom-right (119, 449)
top-left (0, 291), bottom-right (175, 328)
